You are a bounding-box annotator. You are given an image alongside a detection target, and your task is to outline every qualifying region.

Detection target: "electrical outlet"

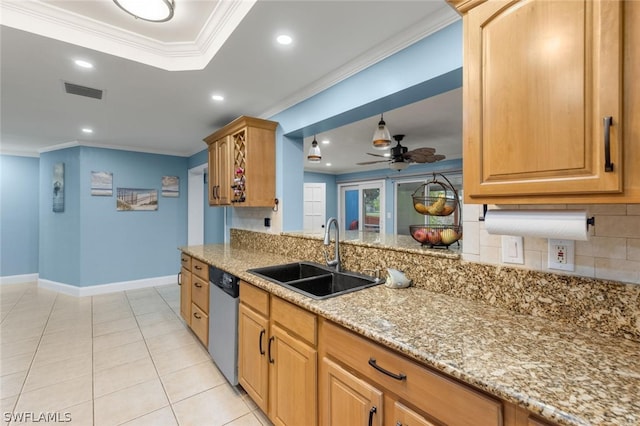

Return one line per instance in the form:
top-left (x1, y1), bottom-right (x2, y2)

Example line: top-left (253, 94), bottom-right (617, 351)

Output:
top-left (548, 239), bottom-right (575, 271)
top-left (501, 236), bottom-right (524, 264)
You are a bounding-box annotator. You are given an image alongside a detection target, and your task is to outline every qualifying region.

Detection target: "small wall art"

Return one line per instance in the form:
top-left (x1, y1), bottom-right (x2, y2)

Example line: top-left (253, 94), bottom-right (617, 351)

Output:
top-left (91, 171), bottom-right (113, 196)
top-left (162, 176), bottom-right (179, 197)
top-left (52, 162), bottom-right (64, 213)
top-left (116, 188), bottom-right (158, 211)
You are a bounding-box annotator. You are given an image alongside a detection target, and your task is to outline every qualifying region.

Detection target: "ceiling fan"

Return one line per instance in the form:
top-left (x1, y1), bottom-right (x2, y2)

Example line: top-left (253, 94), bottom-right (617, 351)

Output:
top-left (356, 134), bottom-right (445, 169)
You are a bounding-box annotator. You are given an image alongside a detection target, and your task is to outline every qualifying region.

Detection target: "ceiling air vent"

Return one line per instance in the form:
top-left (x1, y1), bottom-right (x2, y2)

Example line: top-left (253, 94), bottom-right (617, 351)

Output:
top-left (63, 82), bottom-right (103, 100)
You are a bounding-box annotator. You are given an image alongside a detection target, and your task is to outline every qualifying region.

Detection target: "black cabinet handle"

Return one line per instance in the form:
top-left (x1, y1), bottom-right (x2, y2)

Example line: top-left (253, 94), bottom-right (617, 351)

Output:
top-left (194, 282), bottom-right (202, 288)
top-left (193, 312), bottom-right (201, 319)
top-left (604, 116), bottom-right (614, 172)
top-left (259, 329), bottom-right (266, 355)
top-left (177, 271), bottom-right (182, 286)
top-left (368, 406), bottom-right (377, 426)
top-left (194, 265), bottom-right (202, 270)
top-left (368, 358), bottom-right (406, 381)
top-left (268, 336), bottom-right (275, 364)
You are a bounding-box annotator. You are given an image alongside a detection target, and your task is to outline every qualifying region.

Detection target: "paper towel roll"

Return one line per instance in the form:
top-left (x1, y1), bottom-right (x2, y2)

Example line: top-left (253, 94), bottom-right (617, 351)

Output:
top-left (484, 210), bottom-right (590, 240)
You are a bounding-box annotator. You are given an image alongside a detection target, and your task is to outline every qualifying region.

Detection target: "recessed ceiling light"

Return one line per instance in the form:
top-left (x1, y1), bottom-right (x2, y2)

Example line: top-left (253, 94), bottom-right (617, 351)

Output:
top-left (74, 60), bottom-right (93, 69)
top-left (211, 94), bottom-right (224, 101)
top-left (326, 163), bottom-right (332, 167)
top-left (321, 139), bottom-right (330, 144)
top-left (82, 128), bottom-right (93, 134)
top-left (276, 34), bottom-right (293, 45)
top-left (383, 153), bottom-right (391, 157)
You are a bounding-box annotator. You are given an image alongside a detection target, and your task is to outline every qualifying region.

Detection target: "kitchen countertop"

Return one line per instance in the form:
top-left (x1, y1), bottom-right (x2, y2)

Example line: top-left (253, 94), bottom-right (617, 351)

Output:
top-left (181, 244), bottom-right (640, 426)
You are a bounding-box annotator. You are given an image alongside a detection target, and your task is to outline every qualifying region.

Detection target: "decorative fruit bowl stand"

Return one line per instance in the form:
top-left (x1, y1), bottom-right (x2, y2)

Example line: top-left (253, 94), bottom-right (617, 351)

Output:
top-left (409, 173), bottom-right (462, 248)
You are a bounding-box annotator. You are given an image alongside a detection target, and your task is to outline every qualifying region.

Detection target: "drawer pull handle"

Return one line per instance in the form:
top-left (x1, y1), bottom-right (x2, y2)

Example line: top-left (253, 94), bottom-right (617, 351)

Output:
top-left (181, 257), bottom-right (187, 262)
top-left (368, 406), bottom-right (377, 426)
top-left (603, 116), bottom-right (614, 172)
top-left (268, 336), bottom-right (275, 364)
top-left (193, 312), bottom-right (201, 320)
top-left (259, 329), bottom-right (266, 355)
top-left (177, 271), bottom-right (182, 286)
top-left (368, 358), bottom-right (406, 381)
top-left (194, 265), bottom-right (202, 270)
top-left (194, 282), bottom-right (202, 288)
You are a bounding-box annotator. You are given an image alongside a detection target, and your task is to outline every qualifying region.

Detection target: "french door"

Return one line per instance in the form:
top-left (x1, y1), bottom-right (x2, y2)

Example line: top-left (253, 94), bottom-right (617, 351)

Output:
top-left (338, 181), bottom-right (384, 234)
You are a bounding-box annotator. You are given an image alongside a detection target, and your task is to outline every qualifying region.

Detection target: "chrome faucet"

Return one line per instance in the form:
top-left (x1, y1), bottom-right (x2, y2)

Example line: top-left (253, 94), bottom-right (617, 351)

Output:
top-left (323, 217), bottom-right (341, 272)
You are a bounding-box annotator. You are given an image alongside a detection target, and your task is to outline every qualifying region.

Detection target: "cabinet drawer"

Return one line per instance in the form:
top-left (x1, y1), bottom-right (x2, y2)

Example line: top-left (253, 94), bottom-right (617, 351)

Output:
top-left (271, 296), bottom-right (316, 347)
top-left (192, 258), bottom-right (209, 281)
top-left (321, 321), bottom-right (503, 426)
top-left (191, 275), bottom-right (209, 314)
top-left (180, 253), bottom-right (192, 270)
top-left (240, 281), bottom-right (269, 316)
top-left (191, 303), bottom-right (208, 346)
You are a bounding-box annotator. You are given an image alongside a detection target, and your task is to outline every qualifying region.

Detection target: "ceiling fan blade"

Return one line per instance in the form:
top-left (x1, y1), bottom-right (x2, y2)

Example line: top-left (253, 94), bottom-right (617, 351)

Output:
top-left (356, 160), bottom-right (390, 165)
top-left (366, 152), bottom-right (388, 158)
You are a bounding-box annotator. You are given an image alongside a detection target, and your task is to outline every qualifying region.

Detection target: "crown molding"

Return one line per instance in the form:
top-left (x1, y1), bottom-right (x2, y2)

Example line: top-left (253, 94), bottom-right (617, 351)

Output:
top-left (33, 140), bottom-right (191, 157)
top-left (0, 0), bottom-right (255, 71)
top-left (259, 6), bottom-right (461, 120)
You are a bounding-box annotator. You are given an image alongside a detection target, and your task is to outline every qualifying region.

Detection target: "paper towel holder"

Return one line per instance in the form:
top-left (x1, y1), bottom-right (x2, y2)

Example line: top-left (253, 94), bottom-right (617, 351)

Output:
top-left (479, 204), bottom-right (595, 230)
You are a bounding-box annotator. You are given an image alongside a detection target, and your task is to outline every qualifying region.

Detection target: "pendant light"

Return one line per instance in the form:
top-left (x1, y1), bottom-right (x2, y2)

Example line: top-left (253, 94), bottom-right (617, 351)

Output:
top-left (113, 0), bottom-right (175, 22)
top-left (372, 113), bottom-right (392, 150)
top-left (307, 135), bottom-right (321, 163)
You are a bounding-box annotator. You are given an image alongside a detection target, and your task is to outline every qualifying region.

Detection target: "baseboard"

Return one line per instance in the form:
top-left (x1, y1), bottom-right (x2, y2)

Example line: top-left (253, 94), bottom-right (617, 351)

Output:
top-left (37, 275), bottom-right (177, 297)
top-left (0, 273), bottom-right (39, 285)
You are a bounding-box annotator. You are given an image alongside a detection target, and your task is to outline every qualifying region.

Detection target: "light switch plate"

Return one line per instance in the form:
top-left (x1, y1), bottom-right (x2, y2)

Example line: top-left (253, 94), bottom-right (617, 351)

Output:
top-left (501, 236), bottom-right (524, 264)
top-left (548, 239), bottom-right (575, 271)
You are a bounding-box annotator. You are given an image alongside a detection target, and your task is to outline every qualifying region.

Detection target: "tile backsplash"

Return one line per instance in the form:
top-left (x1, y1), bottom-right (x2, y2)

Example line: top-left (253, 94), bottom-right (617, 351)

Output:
top-left (462, 204), bottom-right (640, 285)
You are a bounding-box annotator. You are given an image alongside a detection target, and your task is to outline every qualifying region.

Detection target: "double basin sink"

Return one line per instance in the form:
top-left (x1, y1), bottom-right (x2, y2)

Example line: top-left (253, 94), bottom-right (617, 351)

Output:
top-left (248, 262), bottom-right (383, 300)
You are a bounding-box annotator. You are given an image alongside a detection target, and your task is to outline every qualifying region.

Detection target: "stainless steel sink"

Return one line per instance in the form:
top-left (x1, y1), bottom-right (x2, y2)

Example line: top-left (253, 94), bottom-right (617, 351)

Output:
top-left (248, 261), bottom-right (383, 300)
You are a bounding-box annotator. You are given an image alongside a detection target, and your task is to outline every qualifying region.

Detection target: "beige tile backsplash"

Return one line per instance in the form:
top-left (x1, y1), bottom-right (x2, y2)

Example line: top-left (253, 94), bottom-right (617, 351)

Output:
top-left (463, 204), bottom-right (640, 285)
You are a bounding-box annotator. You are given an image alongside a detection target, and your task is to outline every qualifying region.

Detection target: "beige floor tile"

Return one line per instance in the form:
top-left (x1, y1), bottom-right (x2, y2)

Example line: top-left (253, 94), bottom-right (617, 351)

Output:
top-left (172, 384), bottom-right (250, 426)
top-left (120, 406), bottom-right (178, 426)
top-left (0, 323), bottom-right (45, 343)
top-left (151, 342), bottom-right (210, 376)
top-left (93, 315), bottom-right (139, 337)
top-left (135, 310), bottom-right (181, 326)
top-left (24, 353), bottom-right (92, 392)
top-left (63, 400), bottom-right (93, 425)
top-left (161, 360), bottom-right (226, 403)
top-left (1, 394), bottom-right (18, 423)
top-left (14, 374), bottom-right (92, 414)
top-left (129, 301), bottom-right (172, 316)
top-left (38, 327), bottom-right (92, 347)
top-left (0, 370), bottom-right (27, 399)
top-left (34, 338), bottom-right (92, 366)
top-left (94, 378), bottom-right (169, 426)
top-left (139, 319), bottom-right (186, 340)
top-left (94, 356), bottom-right (158, 398)
top-left (226, 413), bottom-right (263, 426)
top-left (126, 288), bottom-right (159, 300)
top-left (43, 317), bottom-right (92, 335)
top-left (92, 307), bottom-right (135, 325)
top-left (93, 340), bottom-right (150, 372)
top-left (145, 329), bottom-right (198, 356)
top-left (252, 408), bottom-right (273, 426)
top-left (0, 353), bottom-right (34, 376)
top-left (0, 337), bottom-right (39, 360)
top-left (92, 327), bottom-right (143, 352)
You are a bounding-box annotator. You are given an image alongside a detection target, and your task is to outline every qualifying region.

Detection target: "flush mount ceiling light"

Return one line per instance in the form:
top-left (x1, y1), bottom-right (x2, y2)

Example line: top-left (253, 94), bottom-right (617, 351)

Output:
top-left (81, 128), bottom-right (93, 134)
top-left (372, 113), bottom-right (392, 150)
top-left (307, 135), bottom-right (321, 163)
top-left (389, 160), bottom-right (409, 171)
top-left (211, 94), bottom-right (224, 101)
top-left (74, 60), bottom-right (93, 69)
top-left (113, 0), bottom-right (175, 22)
top-left (276, 34), bottom-right (293, 45)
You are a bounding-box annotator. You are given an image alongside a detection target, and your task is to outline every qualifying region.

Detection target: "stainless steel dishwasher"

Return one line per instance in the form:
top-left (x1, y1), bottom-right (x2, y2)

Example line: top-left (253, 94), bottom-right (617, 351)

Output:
top-left (208, 266), bottom-right (239, 385)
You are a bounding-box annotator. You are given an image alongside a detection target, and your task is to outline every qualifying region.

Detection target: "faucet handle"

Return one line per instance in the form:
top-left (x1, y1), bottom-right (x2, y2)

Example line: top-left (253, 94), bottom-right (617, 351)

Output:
top-left (362, 268), bottom-right (381, 282)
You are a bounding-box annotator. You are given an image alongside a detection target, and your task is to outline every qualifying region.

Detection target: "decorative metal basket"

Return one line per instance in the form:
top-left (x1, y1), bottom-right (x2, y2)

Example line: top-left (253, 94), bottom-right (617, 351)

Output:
top-left (411, 174), bottom-right (459, 216)
top-left (409, 224), bottom-right (462, 248)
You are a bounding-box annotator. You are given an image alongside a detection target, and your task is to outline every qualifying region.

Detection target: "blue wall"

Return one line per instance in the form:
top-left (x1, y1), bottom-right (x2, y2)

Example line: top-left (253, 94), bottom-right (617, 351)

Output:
top-left (1, 155), bottom-right (40, 277)
top-left (37, 146), bottom-right (188, 286)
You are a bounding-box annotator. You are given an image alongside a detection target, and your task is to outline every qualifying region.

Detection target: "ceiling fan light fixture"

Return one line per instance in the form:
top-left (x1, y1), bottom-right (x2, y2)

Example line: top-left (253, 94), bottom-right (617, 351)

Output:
top-left (113, 0), bottom-right (175, 22)
top-left (307, 136), bottom-right (321, 163)
top-left (389, 160), bottom-right (409, 171)
top-left (372, 113), bottom-right (392, 150)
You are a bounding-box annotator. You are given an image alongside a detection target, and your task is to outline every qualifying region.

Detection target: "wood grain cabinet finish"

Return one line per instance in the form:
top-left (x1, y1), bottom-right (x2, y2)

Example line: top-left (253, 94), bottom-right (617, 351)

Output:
top-left (450, 0), bottom-right (639, 204)
top-left (204, 116), bottom-right (278, 207)
top-left (238, 281), bottom-right (318, 426)
top-left (178, 253), bottom-right (209, 345)
top-left (179, 260), bottom-right (191, 326)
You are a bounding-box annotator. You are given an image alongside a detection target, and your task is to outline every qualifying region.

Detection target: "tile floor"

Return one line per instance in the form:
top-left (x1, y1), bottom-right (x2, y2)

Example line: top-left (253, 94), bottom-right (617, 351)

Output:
top-left (0, 282), bottom-right (273, 426)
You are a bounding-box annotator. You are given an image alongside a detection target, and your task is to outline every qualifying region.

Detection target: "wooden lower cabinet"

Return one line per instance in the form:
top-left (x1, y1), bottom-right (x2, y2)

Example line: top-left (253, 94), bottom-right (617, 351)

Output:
top-left (393, 401), bottom-right (436, 426)
top-left (238, 281), bottom-right (317, 426)
top-left (178, 253), bottom-right (209, 346)
top-left (179, 265), bottom-right (191, 325)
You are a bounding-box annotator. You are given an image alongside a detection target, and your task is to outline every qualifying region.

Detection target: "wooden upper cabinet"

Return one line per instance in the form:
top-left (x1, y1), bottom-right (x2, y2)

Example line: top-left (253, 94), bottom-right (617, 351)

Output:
top-left (455, 0), bottom-right (625, 203)
top-left (204, 116), bottom-right (278, 207)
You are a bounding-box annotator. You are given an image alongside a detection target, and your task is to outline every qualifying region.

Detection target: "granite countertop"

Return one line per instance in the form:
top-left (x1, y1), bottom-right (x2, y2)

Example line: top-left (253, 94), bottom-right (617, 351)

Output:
top-left (181, 244), bottom-right (640, 426)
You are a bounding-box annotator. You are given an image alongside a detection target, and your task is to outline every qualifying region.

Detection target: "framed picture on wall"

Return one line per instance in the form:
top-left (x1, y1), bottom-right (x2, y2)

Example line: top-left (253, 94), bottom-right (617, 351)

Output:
top-left (91, 171), bottom-right (113, 196)
top-left (162, 176), bottom-right (179, 197)
top-left (116, 188), bottom-right (158, 211)
top-left (52, 162), bottom-right (64, 213)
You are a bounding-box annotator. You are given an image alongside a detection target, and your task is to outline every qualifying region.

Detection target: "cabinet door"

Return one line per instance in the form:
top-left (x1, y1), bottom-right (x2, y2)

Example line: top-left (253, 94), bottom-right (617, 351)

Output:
top-left (393, 401), bottom-right (436, 426)
top-left (190, 302), bottom-right (208, 346)
top-left (269, 324), bottom-right (317, 426)
top-left (208, 137), bottom-right (232, 206)
top-left (238, 303), bottom-right (269, 412)
top-left (179, 266), bottom-right (191, 325)
top-left (463, 0), bottom-right (622, 200)
top-left (321, 357), bottom-right (383, 426)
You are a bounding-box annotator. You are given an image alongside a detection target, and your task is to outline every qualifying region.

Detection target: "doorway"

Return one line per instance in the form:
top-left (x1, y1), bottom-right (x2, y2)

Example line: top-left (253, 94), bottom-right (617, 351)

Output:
top-left (188, 164), bottom-right (207, 245)
top-left (338, 180), bottom-right (384, 234)
top-left (303, 183), bottom-right (326, 233)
